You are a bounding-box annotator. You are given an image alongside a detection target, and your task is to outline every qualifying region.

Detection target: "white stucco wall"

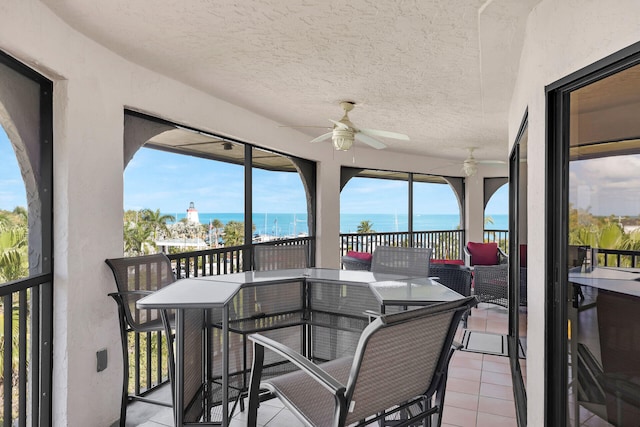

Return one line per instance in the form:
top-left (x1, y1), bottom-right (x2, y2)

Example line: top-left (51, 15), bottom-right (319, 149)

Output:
top-left (509, 1), bottom-right (640, 425)
top-left (0, 1), bottom-right (503, 425)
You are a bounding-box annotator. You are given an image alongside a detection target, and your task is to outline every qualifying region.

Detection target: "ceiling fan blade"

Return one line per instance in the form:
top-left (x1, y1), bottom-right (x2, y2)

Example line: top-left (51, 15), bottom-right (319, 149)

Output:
top-left (310, 132), bottom-right (333, 143)
top-left (355, 132), bottom-right (386, 149)
top-left (359, 127), bottom-right (410, 141)
top-left (477, 160), bottom-right (507, 165)
top-left (279, 125), bottom-right (332, 129)
top-left (329, 119), bottom-right (350, 130)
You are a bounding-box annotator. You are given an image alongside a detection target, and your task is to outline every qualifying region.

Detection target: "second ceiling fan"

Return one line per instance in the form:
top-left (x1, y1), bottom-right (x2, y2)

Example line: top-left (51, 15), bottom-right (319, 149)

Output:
top-left (310, 101), bottom-right (410, 151)
top-left (460, 147), bottom-right (506, 176)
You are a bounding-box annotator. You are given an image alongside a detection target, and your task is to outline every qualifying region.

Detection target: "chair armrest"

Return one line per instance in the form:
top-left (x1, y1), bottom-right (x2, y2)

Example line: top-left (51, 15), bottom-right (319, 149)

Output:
top-left (451, 340), bottom-right (463, 350)
top-left (108, 290), bottom-right (154, 298)
top-left (363, 310), bottom-right (382, 322)
top-left (108, 290), bottom-right (155, 306)
top-left (249, 333), bottom-right (346, 394)
top-left (498, 247), bottom-right (509, 264)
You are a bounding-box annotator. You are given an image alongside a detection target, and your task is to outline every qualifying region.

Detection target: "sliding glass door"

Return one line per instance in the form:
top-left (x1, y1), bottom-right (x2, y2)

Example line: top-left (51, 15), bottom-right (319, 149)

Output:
top-left (547, 45), bottom-right (640, 426)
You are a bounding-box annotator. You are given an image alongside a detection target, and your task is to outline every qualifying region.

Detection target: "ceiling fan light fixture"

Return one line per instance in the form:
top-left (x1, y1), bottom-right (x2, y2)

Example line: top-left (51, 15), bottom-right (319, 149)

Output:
top-left (332, 128), bottom-right (354, 151)
top-left (463, 160), bottom-right (477, 177)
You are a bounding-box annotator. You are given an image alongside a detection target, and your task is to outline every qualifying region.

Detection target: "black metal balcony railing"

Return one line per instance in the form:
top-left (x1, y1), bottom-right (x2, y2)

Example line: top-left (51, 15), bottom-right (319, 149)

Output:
top-left (0, 273), bottom-right (53, 427)
top-left (484, 230), bottom-right (509, 253)
top-left (339, 229), bottom-right (509, 260)
top-left (340, 230), bottom-right (467, 260)
top-left (591, 248), bottom-right (640, 268)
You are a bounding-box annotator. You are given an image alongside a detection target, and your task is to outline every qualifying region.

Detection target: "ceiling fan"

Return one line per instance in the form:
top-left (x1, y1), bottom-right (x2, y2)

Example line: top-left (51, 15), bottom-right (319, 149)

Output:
top-left (310, 101), bottom-right (410, 151)
top-left (460, 147), bottom-right (506, 177)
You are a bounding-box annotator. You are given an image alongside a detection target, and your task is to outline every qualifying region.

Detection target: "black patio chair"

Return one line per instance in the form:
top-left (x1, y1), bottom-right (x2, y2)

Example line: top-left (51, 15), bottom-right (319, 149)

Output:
top-left (105, 253), bottom-right (176, 427)
top-left (430, 263), bottom-right (473, 327)
top-left (247, 296), bottom-right (478, 427)
top-left (253, 242), bottom-right (311, 270)
top-left (208, 242), bottom-right (311, 415)
top-left (371, 245), bottom-right (432, 277)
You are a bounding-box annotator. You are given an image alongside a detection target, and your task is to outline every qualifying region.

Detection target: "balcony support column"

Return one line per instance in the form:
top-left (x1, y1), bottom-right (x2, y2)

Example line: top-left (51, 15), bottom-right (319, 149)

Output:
top-left (465, 175), bottom-right (486, 245)
top-left (316, 161), bottom-right (341, 268)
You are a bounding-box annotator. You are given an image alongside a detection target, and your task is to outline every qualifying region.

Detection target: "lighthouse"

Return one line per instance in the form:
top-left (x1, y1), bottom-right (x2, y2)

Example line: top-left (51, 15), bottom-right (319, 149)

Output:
top-left (186, 201), bottom-right (200, 224)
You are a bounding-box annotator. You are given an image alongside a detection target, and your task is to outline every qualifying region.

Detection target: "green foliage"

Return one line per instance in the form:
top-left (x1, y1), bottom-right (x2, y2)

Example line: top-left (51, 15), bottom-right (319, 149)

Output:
top-left (123, 208), bottom-right (175, 256)
top-left (0, 208), bottom-right (28, 282)
top-left (568, 207), bottom-right (640, 267)
top-left (0, 207), bottom-right (29, 415)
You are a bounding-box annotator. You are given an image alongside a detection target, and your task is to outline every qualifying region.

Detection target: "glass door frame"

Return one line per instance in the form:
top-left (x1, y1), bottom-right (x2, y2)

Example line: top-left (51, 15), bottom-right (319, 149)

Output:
top-left (508, 110), bottom-right (527, 426)
top-left (545, 41), bottom-right (640, 425)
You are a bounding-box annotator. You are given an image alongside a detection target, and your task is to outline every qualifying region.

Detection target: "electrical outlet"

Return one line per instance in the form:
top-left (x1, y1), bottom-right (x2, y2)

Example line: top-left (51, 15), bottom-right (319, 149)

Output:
top-left (97, 348), bottom-right (108, 372)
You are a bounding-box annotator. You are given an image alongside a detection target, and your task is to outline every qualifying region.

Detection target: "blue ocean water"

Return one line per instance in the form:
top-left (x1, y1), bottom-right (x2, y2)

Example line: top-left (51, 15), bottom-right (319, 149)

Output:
top-left (166, 212), bottom-right (508, 235)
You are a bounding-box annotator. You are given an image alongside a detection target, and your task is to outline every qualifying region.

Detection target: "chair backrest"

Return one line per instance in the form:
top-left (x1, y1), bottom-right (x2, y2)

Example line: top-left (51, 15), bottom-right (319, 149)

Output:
top-left (429, 264), bottom-right (472, 296)
top-left (253, 243), bottom-right (310, 271)
top-left (371, 246), bottom-right (432, 277)
top-left (465, 241), bottom-right (501, 266)
top-left (343, 296), bottom-right (477, 424)
top-left (568, 245), bottom-right (589, 271)
top-left (105, 253), bottom-right (176, 331)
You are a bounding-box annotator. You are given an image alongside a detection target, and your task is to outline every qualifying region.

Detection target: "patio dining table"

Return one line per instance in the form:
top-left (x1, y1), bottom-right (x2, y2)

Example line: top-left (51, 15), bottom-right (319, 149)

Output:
top-left (136, 267), bottom-right (464, 426)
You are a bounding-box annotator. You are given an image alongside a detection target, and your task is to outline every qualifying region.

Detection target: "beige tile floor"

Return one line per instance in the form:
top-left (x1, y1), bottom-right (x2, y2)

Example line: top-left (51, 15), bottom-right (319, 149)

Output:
top-left (130, 303), bottom-right (524, 427)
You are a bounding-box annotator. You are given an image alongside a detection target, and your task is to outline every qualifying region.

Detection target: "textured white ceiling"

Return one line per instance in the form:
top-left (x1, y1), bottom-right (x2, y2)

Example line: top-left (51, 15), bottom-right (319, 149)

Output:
top-left (41, 0), bottom-right (540, 162)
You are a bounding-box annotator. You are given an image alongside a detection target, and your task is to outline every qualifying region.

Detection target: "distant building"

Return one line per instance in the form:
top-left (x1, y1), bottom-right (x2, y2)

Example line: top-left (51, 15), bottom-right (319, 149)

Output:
top-left (186, 201), bottom-right (199, 223)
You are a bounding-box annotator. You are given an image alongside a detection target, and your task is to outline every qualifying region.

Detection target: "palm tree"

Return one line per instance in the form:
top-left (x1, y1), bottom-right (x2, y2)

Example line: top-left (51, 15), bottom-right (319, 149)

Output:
top-left (222, 221), bottom-right (244, 246)
top-left (357, 220), bottom-right (375, 234)
top-left (124, 222), bottom-right (155, 256)
top-left (0, 226), bottom-right (28, 282)
top-left (211, 219), bottom-right (223, 247)
top-left (140, 209), bottom-right (175, 240)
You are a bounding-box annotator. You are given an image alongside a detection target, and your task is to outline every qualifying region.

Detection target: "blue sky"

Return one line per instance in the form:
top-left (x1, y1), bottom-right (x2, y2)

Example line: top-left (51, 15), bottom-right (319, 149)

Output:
top-left (1, 129), bottom-right (508, 215)
top-left (0, 128), bottom-right (26, 210)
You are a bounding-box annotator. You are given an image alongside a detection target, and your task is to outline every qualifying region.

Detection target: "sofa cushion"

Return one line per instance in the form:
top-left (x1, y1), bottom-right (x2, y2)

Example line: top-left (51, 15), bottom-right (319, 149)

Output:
top-left (346, 251), bottom-right (373, 262)
top-left (467, 242), bottom-right (499, 265)
top-left (431, 259), bottom-right (465, 265)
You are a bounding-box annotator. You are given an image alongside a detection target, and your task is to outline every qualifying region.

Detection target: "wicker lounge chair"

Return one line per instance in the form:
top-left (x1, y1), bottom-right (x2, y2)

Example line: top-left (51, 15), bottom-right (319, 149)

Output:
top-left (464, 242), bottom-right (508, 266)
top-left (341, 254), bottom-right (372, 270)
top-left (473, 264), bottom-right (509, 308)
top-left (247, 296), bottom-right (478, 427)
top-left (105, 253), bottom-right (176, 427)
